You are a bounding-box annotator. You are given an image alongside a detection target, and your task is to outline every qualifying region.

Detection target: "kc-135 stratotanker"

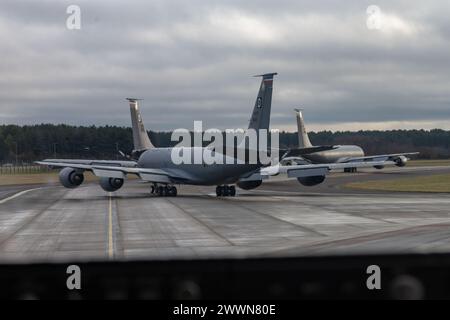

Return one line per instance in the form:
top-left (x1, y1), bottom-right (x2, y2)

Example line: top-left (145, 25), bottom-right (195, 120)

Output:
top-left (37, 73), bottom-right (417, 197)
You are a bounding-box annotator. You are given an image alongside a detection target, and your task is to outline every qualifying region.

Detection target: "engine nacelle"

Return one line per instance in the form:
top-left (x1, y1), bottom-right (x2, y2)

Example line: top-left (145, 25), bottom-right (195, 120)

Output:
top-left (59, 167), bottom-right (84, 189)
top-left (99, 177), bottom-right (124, 192)
top-left (297, 175), bottom-right (325, 187)
top-left (394, 155), bottom-right (408, 167)
top-left (237, 180), bottom-right (262, 190)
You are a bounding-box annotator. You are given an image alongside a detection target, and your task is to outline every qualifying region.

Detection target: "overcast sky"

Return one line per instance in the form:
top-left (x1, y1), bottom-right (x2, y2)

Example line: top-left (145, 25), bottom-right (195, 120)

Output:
top-left (1, 0), bottom-right (450, 131)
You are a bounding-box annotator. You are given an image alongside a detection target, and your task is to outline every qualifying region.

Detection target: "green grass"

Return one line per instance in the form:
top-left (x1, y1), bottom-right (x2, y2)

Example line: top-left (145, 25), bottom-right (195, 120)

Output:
top-left (0, 172), bottom-right (98, 186)
top-left (0, 165), bottom-right (51, 175)
top-left (346, 174), bottom-right (450, 193)
top-left (0, 171), bottom-right (137, 186)
top-left (0, 159), bottom-right (449, 188)
top-left (408, 159), bottom-right (450, 167)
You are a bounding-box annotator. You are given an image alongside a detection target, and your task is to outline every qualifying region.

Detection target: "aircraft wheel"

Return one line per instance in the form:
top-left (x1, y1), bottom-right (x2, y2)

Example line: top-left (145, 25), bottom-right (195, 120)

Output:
top-left (216, 186), bottom-right (222, 197)
top-left (216, 185), bottom-right (236, 197)
top-left (167, 186), bottom-right (177, 197)
top-left (150, 185), bottom-right (155, 194)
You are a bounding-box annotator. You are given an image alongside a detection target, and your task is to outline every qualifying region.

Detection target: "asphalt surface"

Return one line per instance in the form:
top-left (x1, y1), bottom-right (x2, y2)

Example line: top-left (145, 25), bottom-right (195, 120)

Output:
top-left (0, 165), bottom-right (450, 263)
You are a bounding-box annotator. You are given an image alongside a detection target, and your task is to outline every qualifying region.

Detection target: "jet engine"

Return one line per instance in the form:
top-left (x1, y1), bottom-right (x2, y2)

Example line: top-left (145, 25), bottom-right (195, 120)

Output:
top-left (99, 177), bottom-right (124, 192)
top-left (394, 155), bottom-right (408, 167)
top-left (297, 175), bottom-right (325, 187)
top-left (237, 180), bottom-right (262, 190)
top-left (59, 167), bottom-right (84, 188)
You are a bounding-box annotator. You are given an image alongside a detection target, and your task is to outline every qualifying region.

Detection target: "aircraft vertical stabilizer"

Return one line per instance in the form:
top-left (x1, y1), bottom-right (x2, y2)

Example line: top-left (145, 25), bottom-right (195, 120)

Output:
top-left (127, 98), bottom-right (154, 153)
top-left (295, 108), bottom-right (313, 148)
top-left (248, 73), bottom-right (277, 132)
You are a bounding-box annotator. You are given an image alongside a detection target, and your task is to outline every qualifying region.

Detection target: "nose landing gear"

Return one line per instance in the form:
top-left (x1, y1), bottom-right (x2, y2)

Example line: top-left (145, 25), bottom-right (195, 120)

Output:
top-left (216, 185), bottom-right (236, 197)
top-left (151, 184), bottom-right (178, 197)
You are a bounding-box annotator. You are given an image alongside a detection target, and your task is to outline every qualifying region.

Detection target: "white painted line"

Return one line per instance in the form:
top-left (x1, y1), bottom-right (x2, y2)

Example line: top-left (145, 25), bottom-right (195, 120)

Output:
top-left (108, 192), bottom-right (114, 260)
top-left (0, 188), bottom-right (42, 204)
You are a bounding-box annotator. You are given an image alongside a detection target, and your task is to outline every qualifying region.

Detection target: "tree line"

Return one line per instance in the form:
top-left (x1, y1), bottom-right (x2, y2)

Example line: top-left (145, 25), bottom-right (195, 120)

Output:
top-left (0, 124), bottom-right (449, 163)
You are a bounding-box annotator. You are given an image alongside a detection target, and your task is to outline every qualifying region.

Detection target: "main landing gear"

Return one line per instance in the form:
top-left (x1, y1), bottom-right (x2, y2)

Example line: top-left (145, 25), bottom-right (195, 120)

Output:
top-left (216, 185), bottom-right (236, 197)
top-left (344, 167), bottom-right (358, 173)
top-left (151, 184), bottom-right (178, 197)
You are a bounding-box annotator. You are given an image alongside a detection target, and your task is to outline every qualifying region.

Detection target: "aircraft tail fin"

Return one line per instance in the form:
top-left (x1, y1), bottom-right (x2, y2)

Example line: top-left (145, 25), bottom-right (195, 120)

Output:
top-left (294, 108), bottom-right (313, 148)
top-left (248, 73), bottom-right (277, 132)
top-left (127, 98), bottom-right (154, 153)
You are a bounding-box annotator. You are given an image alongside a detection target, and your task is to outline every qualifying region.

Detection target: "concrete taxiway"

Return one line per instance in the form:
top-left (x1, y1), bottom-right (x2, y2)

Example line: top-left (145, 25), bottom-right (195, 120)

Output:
top-left (0, 166), bottom-right (449, 262)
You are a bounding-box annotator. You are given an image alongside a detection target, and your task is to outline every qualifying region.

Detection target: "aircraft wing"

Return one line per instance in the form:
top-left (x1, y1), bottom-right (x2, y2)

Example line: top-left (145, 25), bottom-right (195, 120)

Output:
top-left (35, 159), bottom-right (191, 184)
top-left (339, 152), bottom-right (419, 163)
top-left (259, 160), bottom-right (396, 179)
top-left (38, 159), bottom-right (138, 167)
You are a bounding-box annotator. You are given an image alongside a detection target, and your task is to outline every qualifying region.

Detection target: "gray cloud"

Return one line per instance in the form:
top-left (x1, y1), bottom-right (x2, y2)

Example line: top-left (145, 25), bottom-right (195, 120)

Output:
top-left (1, 0), bottom-right (450, 130)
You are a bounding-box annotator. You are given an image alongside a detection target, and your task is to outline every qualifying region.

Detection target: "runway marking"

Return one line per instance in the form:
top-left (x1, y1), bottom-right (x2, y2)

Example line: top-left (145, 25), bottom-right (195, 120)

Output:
top-left (0, 187), bottom-right (42, 204)
top-left (108, 193), bottom-right (114, 260)
top-left (164, 197), bottom-right (235, 246)
top-left (212, 195), bottom-right (327, 237)
top-left (268, 222), bottom-right (450, 256)
top-left (0, 187), bottom-right (68, 248)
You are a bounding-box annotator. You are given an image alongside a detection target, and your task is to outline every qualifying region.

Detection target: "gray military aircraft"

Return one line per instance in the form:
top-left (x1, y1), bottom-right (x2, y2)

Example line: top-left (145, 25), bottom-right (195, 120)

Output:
top-left (281, 109), bottom-right (419, 172)
top-left (37, 73), bottom-right (408, 196)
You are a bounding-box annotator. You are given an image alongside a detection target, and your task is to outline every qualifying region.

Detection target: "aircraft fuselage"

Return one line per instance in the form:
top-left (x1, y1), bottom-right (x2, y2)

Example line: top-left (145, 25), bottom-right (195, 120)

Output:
top-left (302, 145), bottom-right (364, 163)
top-left (138, 147), bottom-right (261, 185)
